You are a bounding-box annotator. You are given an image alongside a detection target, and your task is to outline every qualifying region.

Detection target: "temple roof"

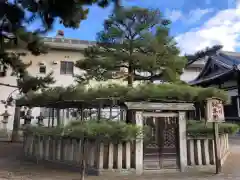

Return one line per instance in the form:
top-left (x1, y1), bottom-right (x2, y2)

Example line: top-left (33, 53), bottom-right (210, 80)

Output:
top-left (189, 51), bottom-right (240, 85)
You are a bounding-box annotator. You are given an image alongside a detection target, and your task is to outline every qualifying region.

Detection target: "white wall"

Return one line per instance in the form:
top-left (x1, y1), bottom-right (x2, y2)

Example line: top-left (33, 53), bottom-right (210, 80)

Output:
top-left (180, 69), bottom-right (201, 82)
top-left (0, 49), bottom-right (85, 130)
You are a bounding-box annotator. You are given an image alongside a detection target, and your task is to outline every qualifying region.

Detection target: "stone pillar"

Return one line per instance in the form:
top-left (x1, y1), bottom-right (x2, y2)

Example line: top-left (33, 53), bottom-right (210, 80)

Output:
top-left (135, 111), bottom-right (143, 175)
top-left (178, 111), bottom-right (187, 172)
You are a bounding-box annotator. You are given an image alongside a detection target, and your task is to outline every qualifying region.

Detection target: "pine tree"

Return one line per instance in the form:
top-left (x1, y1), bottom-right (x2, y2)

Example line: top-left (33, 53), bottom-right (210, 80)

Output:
top-left (75, 7), bottom-right (186, 86)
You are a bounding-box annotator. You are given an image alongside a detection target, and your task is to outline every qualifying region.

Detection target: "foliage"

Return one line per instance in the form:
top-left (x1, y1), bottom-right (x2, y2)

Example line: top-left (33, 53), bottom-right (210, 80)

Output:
top-left (0, 0), bottom-right (120, 92)
top-left (24, 119), bottom-right (144, 142)
top-left (75, 7), bottom-right (186, 85)
top-left (187, 120), bottom-right (239, 137)
top-left (16, 82), bottom-right (228, 107)
top-left (17, 72), bottom-right (55, 93)
top-left (23, 119), bottom-right (238, 142)
top-left (185, 45), bottom-right (223, 66)
top-left (18, 0), bottom-right (121, 32)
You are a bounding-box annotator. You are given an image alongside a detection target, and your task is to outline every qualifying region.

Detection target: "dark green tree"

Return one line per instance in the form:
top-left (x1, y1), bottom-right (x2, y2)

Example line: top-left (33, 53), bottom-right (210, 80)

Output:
top-left (75, 7), bottom-right (186, 86)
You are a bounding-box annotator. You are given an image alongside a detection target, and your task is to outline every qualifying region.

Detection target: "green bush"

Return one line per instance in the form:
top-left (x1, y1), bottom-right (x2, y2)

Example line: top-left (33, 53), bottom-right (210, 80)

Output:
top-left (24, 119), bottom-right (145, 142)
top-left (16, 83), bottom-right (228, 107)
top-left (187, 120), bottom-right (239, 137)
top-left (24, 119), bottom-right (238, 141)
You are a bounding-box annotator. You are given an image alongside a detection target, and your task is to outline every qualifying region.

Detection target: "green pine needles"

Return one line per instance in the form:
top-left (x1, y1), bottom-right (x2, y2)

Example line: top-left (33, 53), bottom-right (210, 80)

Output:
top-left (16, 83), bottom-right (228, 107)
top-left (24, 119), bottom-right (145, 142)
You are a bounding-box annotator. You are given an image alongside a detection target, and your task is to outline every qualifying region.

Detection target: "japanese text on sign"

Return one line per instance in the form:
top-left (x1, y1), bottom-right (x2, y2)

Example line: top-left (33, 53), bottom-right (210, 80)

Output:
top-left (206, 98), bottom-right (225, 122)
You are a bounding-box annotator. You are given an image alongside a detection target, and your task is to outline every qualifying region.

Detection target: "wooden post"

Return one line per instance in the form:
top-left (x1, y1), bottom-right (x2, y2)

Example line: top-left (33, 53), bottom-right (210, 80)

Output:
top-left (97, 102), bottom-right (102, 122)
top-left (51, 108), bottom-right (54, 127)
top-left (80, 137), bottom-right (87, 180)
top-left (135, 111), bottom-right (143, 175)
top-left (178, 111), bottom-right (187, 172)
top-left (205, 98), bottom-right (224, 174)
top-left (48, 109), bottom-right (51, 127)
top-left (80, 107), bottom-right (84, 121)
top-left (213, 122), bottom-right (221, 174)
top-left (11, 106), bottom-right (21, 142)
top-left (56, 108), bottom-right (60, 127)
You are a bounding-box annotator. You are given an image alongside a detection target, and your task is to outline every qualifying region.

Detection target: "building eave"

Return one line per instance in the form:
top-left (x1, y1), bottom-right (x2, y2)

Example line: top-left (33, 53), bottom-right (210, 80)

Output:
top-left (189, 69), bottom-right (235, 85)
top-left (43, 37), bottom-right (95, 51)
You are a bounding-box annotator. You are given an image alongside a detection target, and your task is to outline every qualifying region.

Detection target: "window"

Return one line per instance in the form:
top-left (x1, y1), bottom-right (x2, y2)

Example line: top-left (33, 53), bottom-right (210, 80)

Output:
top-left (60, 61), bottom-right (74, 75)
top-left (39, 65), bottom-right (46, 74)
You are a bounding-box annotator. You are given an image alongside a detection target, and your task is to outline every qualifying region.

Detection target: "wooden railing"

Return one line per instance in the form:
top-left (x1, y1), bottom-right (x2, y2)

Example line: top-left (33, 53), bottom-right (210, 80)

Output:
top-left (23, 134), bottom-right (137, 174)
top-left (187, 134), bottom-right (229, 166)
top-left (23, 133), bottom-right (230, 174)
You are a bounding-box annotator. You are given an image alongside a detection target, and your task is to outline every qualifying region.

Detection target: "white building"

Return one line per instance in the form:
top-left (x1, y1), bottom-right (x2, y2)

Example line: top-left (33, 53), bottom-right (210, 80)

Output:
top-left (0, 35), bottom-right (204, 130)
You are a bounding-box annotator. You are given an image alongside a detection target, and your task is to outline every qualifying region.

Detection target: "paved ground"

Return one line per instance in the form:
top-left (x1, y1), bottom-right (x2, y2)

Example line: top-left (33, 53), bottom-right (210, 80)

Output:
top-left (1, 138), bottom-right (240, 179)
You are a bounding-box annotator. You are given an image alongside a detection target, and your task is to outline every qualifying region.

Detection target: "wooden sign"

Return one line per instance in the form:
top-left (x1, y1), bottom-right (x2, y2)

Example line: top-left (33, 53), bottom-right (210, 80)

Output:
top-left (206, 98), bottom-right (225, 122)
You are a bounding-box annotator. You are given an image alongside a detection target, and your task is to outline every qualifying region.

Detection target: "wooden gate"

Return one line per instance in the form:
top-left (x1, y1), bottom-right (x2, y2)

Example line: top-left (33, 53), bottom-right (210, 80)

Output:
top-left (143, 112), bottom-right (179, 170)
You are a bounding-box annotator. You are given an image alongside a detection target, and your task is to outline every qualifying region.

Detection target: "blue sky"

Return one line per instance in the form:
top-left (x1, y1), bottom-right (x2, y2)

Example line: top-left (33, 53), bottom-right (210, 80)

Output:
top-left (44, 0), bottom-right (240, 54)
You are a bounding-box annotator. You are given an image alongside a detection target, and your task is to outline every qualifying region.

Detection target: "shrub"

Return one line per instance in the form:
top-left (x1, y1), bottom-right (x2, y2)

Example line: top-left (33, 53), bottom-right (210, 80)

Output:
top-left (16, 83), bottom-right (228, 107)
top-left (24, 119), bottom-right (238, 141)
top-left (187, 120), bottom-right (239, 137)
top-left (24, 119), bottom-right (145, 143)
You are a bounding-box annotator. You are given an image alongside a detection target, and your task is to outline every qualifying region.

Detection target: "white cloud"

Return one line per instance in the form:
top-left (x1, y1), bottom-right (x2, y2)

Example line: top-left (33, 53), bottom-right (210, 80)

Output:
top-left (187, 8), bottom-right (214, 24)
top-left (165, 9), bottom-right (183, 22)
top-left (176, 6), bottom-right (240, 54)
top-left (165, 8), bottom-right (212, 23)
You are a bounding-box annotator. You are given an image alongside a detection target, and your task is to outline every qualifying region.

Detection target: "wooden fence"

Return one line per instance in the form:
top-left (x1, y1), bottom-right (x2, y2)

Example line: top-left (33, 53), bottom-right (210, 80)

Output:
top-left (23, 133), bottom-right (230, 174)
top-left (23, 134), bottom-right (137, 174)
top-left (187, 134), bottom-right (229, 166)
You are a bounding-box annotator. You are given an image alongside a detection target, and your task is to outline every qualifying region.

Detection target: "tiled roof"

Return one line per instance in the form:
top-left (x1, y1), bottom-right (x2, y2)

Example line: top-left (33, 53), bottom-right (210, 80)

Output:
top-left (189, 51), bottom-right (240, 85)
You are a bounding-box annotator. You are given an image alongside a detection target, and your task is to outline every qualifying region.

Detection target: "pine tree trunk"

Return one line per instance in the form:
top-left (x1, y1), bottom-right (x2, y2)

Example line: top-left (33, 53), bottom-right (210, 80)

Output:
top-left (11, 106), bottom-right (21, 142)
top-left (126, 67), bottom-right (134, 123)
top-left (80, 138), bottom-right (87, 180)
top-left (127, 68), bottom-right (134, 87)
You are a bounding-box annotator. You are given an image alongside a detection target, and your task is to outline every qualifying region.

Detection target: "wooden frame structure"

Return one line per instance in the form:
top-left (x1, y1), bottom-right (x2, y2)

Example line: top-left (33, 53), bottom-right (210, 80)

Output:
top-left (125, 101), bottom-right (195, 173)
top-left (18, 98), bottom-right (196, 174)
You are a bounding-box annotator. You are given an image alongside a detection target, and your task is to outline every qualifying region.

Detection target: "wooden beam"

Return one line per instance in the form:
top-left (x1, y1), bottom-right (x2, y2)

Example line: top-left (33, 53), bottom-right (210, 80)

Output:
top-left (142, 112), bottom-right (178, 118)
top-left (125, 102), bottom-right (195, 111)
